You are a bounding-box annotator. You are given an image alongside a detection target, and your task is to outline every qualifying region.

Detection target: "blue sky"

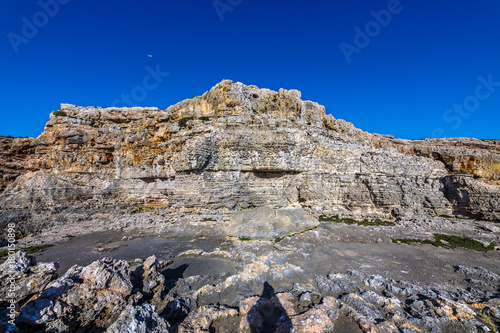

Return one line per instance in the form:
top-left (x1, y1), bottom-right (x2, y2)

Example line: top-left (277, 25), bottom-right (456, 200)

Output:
top-left (1, 0), bottom-right (499, 139)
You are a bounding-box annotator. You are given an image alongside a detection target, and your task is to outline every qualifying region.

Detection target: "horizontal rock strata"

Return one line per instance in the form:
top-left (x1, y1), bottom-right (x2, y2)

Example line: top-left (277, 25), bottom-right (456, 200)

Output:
top-left (0, 80), bottom-right (498, 221)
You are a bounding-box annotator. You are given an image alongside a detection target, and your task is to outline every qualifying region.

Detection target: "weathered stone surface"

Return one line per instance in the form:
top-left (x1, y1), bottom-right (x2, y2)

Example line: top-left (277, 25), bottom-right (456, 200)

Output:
top-left (391, 137), bottom-right (500, 185)
top-left (16, 255), bottom-right (168, 331)
top-left (228, 206), bottom-right (319, 239)
top-left (18, 257), bottom-right (133, 327)
top-left (0, 250), bottom-right (58, 304)
top-left (0, 80), bottom-right (498, 222)
top-left (2, 233), bottom-right (499, 332)
top-left (177, 304), bottom-right (238, 333)
top-left (315, 269), bottom-right (495, 333)
top-left (443, 174), bottom-right (500, 221)
top-left (131, 255), bottom-right (166, 309)
top-left (238, 286), bottom-right (337, 333)
top-left (106, 303), bottom-right (169, 333)
top-left (0, 136), bottom-right (35, 195)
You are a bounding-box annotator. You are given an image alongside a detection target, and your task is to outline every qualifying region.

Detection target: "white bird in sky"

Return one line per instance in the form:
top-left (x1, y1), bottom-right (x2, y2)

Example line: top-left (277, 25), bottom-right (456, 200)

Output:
top-left (147, 55), bottom-right (153, 58)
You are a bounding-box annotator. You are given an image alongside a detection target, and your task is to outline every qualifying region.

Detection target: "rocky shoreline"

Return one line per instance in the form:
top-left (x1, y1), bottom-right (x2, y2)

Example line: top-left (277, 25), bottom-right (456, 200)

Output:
top-left (1, 209), bottom-right (500, 332)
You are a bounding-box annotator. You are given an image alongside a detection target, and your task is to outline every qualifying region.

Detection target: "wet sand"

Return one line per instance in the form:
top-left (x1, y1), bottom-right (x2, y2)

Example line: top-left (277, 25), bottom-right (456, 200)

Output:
top-left (9, 228), bottom-right (500, 332)
top-left (29, 229), bottom-right (500, 291)
top-left (32, 231), bottom-right (238, 277)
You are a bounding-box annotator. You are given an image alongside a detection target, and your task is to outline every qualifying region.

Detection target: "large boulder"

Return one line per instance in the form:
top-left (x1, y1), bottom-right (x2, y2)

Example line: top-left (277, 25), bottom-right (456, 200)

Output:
top-left (17, 255), bottom-right (166, 331)
top-left (227, 206), bottom-right (319, 239)
top-left (0, 250), bottom-right (58, 304)
top-left (18, 257), bottom-right (133, 327)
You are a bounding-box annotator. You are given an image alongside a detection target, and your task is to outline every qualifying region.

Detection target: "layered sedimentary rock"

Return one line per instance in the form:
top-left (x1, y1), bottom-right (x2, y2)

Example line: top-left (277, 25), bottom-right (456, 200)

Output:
top-left (0, 136), bottom-right (35, 193)
top-left (0, 80), bottom-right (498, 220)
top-left (391, 138), bottom-right (500, 185)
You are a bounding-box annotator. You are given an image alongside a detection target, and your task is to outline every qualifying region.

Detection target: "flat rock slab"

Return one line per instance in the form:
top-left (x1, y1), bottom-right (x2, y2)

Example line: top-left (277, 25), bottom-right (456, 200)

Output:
top-left (227, 206), bottom-right (319, 239)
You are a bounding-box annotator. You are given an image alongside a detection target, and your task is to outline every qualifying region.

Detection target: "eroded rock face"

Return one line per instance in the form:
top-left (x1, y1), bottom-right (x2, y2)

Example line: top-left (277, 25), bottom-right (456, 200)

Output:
top-left (0, 136), bottom-right (35, 194)
top-left (392, 138), bottom-right (500, 185)
top-left (0, 80), bottom-right (498, 220)
top-left (443, 174), bottom-right (500, 221)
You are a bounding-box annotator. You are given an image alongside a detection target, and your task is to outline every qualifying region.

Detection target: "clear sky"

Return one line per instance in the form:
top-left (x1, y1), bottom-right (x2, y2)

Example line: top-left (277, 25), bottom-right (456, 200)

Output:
top-left (1, 0), bottom-right (499, 139)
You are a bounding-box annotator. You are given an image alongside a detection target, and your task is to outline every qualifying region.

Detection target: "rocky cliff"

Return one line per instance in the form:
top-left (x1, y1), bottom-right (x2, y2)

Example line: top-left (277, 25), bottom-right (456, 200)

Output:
top-left (0, 136), bottom-right (35, 193)
top-left (0, 80), bottom-right (499, 221)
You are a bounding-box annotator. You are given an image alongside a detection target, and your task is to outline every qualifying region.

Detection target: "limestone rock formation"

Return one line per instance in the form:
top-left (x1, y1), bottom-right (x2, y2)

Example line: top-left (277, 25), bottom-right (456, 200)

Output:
top-left (0, 250), bottom-right (58, 304)
top-left (443, 174), bottom-right (500, 221)
top-left (106, 304), bottom-right (169, 333)
top-left (9, 254), bottom-right (167, 332)
top-left (0, 80), bottom-right (498, 222)
top-left (0, 136), bottom-right (35, 193)
top-left (228, 206), bottom-right (320, 239)
top-left (3, 248), bottom-right (498, 333)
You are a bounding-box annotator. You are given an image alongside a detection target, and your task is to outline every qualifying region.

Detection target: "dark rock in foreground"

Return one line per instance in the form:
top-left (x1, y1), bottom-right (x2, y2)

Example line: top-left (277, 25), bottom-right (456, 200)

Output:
top-left (1, 243), bottom-right (499, 332)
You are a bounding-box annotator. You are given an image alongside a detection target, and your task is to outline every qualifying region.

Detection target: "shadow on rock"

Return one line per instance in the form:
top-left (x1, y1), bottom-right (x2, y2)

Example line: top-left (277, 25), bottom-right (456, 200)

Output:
top-left (159, 264), bottom-right (190, 328)
top-left (247, 281), bottom-right (292, 333)
top-left (163, 263), bottom-right (189, 280)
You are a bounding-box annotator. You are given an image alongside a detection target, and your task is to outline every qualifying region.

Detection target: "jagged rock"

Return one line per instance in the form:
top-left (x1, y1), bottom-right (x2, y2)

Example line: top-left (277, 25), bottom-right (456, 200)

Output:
top-left (286, 305), bottom-right (337, 333)
top-left (0, 250), bottom-right (58, 304)
top-left (80, 257), bottom-right (133, 294)
top-left (0, 249), bottom-right (35, 274)
top-left (0, 80), bottom-right (497, 221)
top-left (227, 206), bottom-right (319, 239)
top-left (176, 304), bottom-right (239, 333)
top-left (455, 265), bottom-right (500, 282)
top-left (18, 257), bottom-right (133, 327)
top-left (106, 303), bottom-right (169, 333)
top-left (131, 255), bottom-right (166, 309)
top-left (315, 269), bottom-right (494, 333)
top-left (17, 255), bottom-right (166, 330)
top-left (2, 248), bottom-right (498, 333)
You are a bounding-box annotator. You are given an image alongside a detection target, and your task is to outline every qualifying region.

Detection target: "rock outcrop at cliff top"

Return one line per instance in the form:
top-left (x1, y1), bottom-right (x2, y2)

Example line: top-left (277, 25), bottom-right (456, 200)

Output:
top-left (0, 80), bottom-right (499, 221)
